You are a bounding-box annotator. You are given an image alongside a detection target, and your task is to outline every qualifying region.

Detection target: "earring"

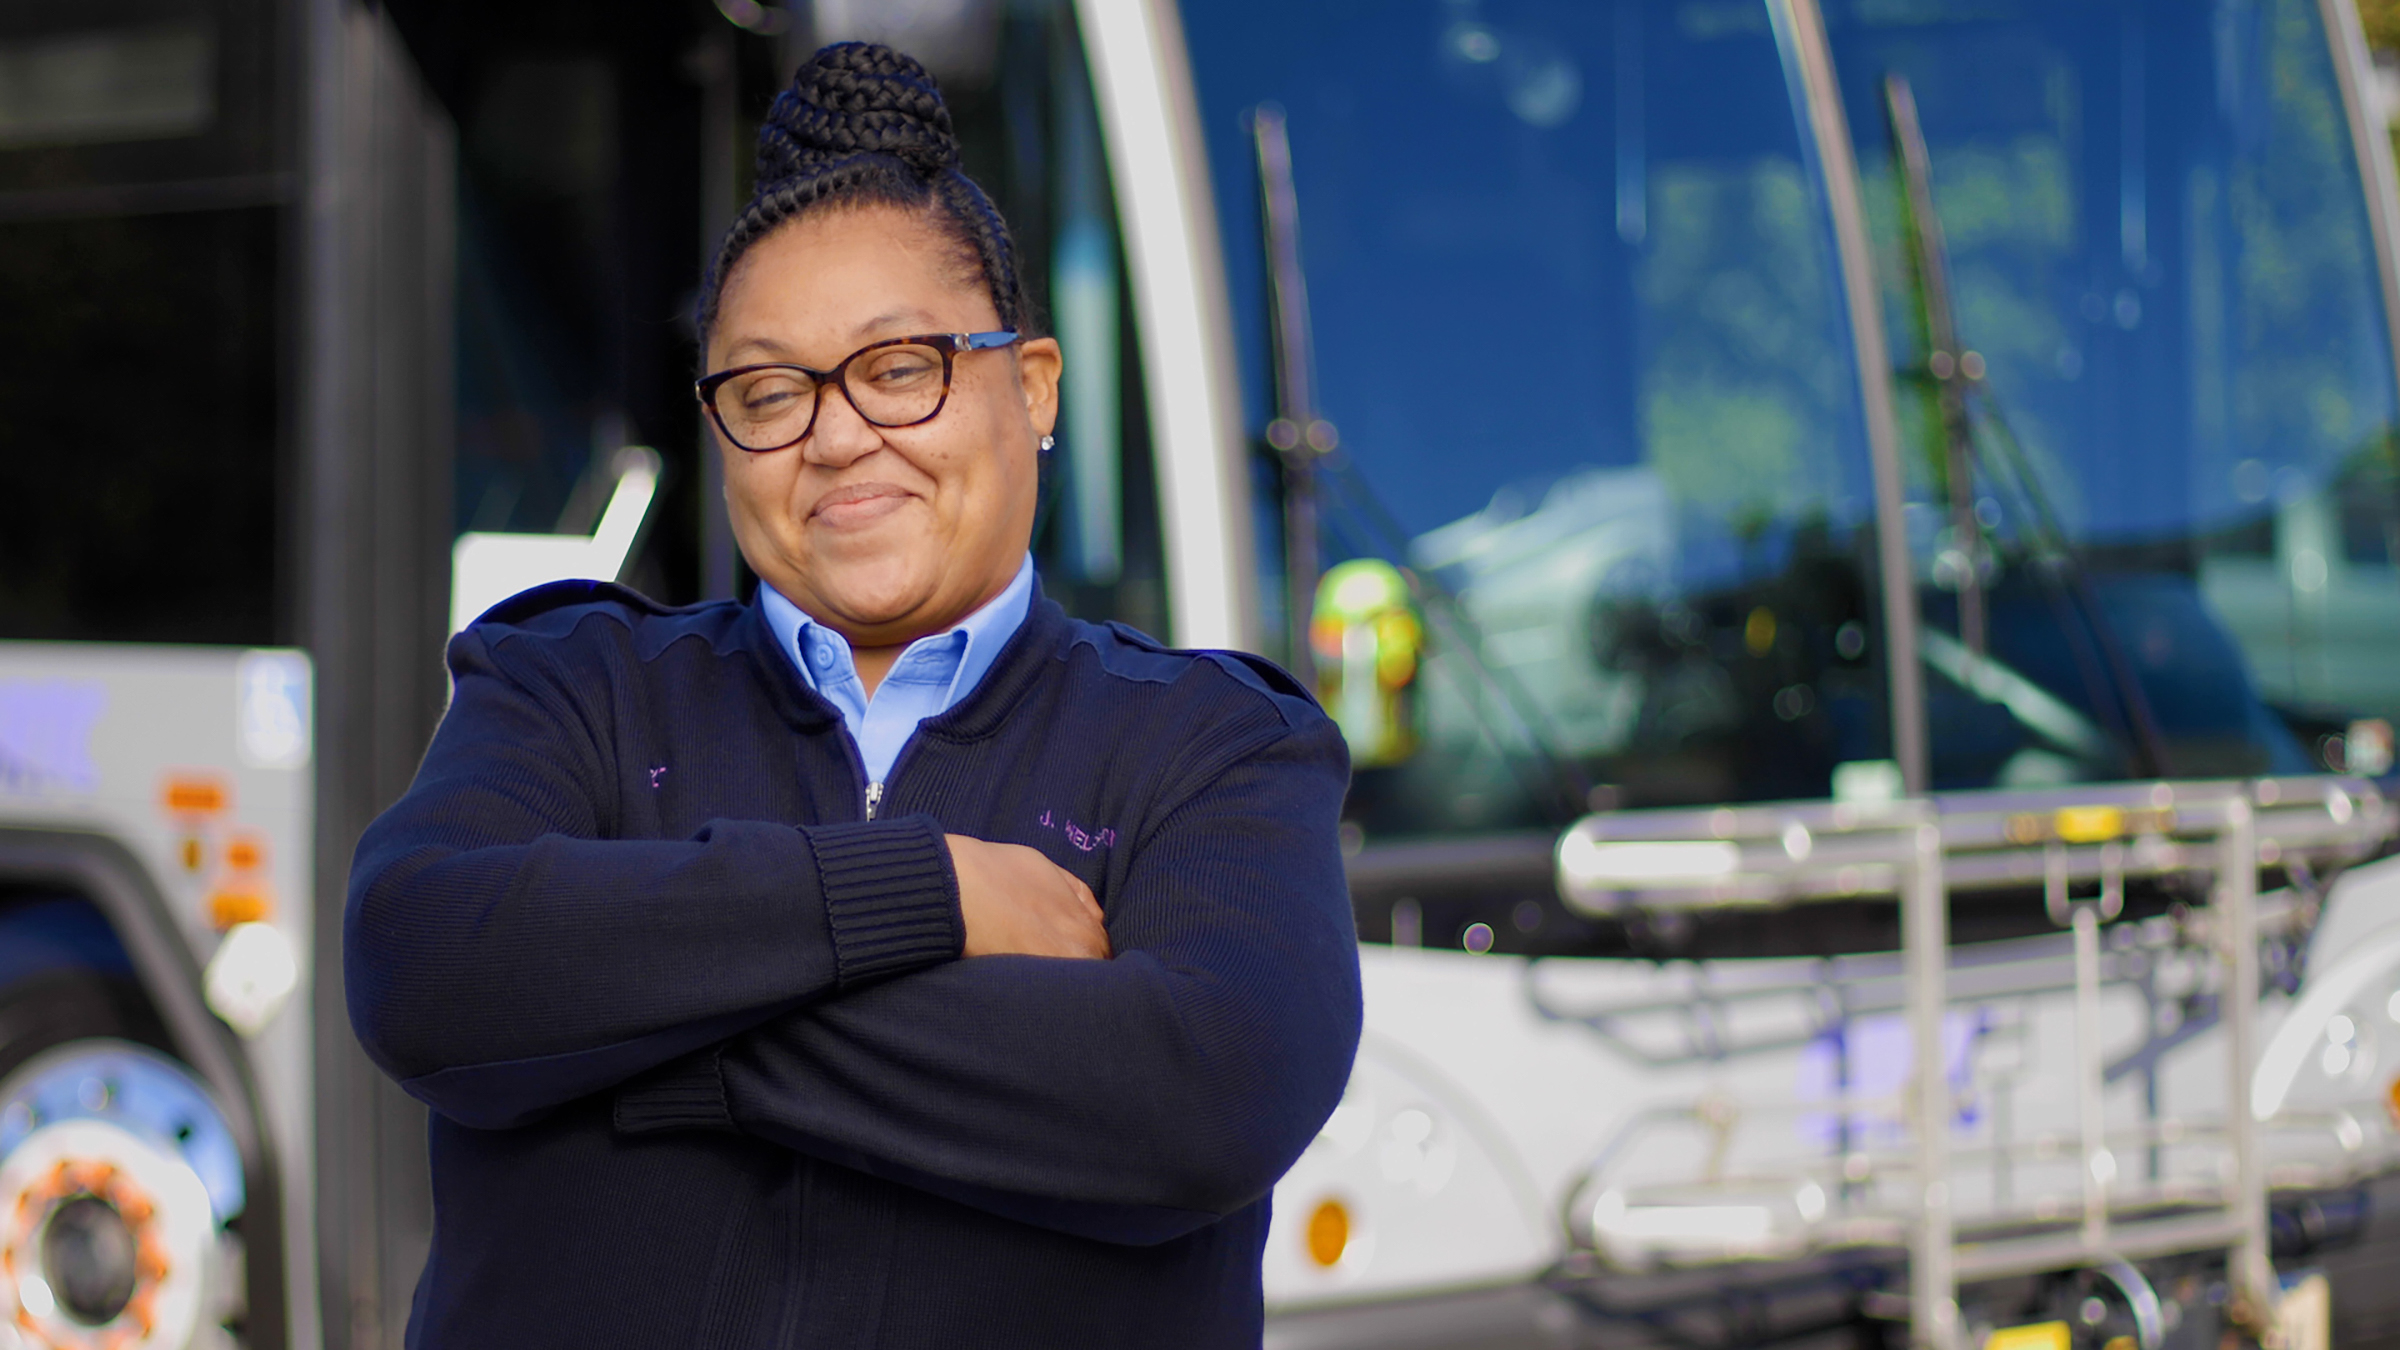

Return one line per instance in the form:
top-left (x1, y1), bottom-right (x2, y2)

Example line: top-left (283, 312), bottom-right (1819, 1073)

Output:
top-left (1039, 434), bottom-right (1055, 452)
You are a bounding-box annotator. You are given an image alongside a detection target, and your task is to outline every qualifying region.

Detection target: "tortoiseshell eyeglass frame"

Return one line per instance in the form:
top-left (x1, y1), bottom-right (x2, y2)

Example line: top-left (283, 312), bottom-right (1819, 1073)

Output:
top-left (694, 330), bottom-right (1020, 453)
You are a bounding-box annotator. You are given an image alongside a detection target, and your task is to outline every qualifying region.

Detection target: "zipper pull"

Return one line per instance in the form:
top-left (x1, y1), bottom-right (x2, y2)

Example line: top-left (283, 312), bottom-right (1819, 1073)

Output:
top-left (864, 781), bottom-right (884, 821)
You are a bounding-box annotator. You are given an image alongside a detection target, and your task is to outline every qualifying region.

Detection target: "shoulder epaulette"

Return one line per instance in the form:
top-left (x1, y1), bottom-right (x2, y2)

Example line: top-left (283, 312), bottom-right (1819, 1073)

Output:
top-left (472, 580), bottom-right (690, 629)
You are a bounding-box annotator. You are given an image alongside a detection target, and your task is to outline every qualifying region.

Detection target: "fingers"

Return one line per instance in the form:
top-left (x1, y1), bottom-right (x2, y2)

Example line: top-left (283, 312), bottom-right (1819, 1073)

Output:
top-left (945, 835), bottom-right (1111, 961)
top-left (1069, 875), bottom-right (1111, 958)
top-left (1060, 867), bottom-right (1108, 955)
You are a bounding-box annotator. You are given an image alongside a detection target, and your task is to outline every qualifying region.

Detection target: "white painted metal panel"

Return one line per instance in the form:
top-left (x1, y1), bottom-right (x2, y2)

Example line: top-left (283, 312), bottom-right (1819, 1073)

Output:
top-left (1075, 0), bottom-right (1260, 652)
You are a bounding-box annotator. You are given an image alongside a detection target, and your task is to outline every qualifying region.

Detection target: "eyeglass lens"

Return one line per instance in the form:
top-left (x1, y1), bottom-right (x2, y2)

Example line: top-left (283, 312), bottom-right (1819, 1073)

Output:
top-left (711, 342), bottom-right (950, 449)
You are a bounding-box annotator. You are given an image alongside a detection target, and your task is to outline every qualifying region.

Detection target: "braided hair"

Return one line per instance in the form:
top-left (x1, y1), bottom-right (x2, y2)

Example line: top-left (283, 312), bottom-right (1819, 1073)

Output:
top-left (698, 42), bottom-right (1033, 346)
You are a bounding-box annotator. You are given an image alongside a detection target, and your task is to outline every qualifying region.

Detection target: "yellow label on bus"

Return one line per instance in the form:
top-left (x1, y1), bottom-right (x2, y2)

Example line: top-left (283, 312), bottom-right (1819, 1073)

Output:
top-left (1983, 1323), bottom-right (2069, 1350)
top-left (2053, 805), bottom-right (2124, 842)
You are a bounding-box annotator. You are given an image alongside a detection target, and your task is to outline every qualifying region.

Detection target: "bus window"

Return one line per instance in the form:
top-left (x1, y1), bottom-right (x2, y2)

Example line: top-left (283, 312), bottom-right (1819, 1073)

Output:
top-left (0, 0), bottom-right (290, 645)
top-left (1185, 0), bottom-right (1889, 833)
top-left (1825, 0), bottom-right (2400, 786)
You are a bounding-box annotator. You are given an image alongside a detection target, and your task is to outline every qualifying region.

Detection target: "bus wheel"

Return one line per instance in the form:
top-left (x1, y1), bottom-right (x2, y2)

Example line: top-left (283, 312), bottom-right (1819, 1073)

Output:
top-left (0, 1034), bottom-right (245, 1349)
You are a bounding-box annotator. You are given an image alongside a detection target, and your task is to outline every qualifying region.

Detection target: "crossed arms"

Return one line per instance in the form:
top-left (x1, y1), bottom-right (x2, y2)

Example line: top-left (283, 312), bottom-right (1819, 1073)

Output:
top-left (345, 627), bottom-right (1362, 1242)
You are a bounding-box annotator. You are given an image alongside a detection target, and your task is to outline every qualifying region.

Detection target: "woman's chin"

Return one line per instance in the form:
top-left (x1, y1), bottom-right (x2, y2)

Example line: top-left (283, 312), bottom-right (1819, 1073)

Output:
top-left (808, 567), bottom-right (942, 633)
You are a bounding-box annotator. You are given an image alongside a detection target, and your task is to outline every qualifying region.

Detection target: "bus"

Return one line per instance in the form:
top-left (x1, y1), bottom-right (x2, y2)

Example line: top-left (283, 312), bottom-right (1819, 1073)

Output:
top-left (1174, 0), bottom-right (2400, 1345)
top-left (4, 0), bottom-right (2399, 1346)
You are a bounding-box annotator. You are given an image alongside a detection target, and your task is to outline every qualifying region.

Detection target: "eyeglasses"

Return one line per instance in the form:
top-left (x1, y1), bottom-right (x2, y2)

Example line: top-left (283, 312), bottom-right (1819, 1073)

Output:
top-left (695, 330), bottom-right (1020, 453)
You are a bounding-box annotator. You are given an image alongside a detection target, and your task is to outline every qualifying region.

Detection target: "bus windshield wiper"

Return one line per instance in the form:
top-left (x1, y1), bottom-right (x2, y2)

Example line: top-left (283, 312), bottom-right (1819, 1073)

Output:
top-left (1966, 387), bottom-right (2173, 777)
top-left (1251, 104), bottom-right (1591, 822)
top-left (1881, 74), bottom-right (2170, 780)
top-left (1884, 75), bottom-right (1989, 663)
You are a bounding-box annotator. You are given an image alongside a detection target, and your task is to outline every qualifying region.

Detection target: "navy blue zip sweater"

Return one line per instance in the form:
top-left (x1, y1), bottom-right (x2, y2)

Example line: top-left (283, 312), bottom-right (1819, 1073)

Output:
top-left (345, 580), bottom-right (1362, 1348)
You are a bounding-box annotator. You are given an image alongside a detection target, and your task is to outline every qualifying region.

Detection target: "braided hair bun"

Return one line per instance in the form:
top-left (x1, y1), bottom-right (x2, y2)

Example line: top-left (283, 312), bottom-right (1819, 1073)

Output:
top-left (700, 42), bottom-right (1030, 343)
top-left (757, 43), bottom-right (958, 183)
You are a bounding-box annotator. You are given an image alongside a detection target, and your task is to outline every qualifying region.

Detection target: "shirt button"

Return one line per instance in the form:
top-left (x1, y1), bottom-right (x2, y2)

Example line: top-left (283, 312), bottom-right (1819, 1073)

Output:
top-left (810, 638), bottom-right (833, 665)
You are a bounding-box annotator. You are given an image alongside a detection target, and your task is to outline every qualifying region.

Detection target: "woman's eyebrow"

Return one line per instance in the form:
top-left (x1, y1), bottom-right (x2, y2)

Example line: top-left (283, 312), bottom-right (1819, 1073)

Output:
top-left (720, 335), bottom-right (798, 364)
top-left (720, 311), bottom-right (947, 366)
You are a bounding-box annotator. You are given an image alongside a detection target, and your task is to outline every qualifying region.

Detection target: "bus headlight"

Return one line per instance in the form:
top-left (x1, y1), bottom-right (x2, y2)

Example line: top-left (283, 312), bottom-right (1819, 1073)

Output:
top-left (2253, 924), bottom-right (2400, 1122)
top-left (202, 921), bottom-right (297, 1038)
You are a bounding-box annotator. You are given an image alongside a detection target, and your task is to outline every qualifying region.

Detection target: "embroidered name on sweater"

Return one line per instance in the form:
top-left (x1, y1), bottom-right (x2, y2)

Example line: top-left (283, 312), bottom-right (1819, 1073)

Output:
top-left (1038, 809), bottom-right (1116, 852)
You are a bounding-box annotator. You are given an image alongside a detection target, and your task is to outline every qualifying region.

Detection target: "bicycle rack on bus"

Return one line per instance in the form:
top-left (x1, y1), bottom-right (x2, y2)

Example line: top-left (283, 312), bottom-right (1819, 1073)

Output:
top-left (1555, 776), bottom-right (2393, 1350)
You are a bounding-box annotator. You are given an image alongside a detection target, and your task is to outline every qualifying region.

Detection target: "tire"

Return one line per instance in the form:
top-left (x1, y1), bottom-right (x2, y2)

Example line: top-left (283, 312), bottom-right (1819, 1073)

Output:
top-left (0, 967), bottom-right (175, 1083)
top-left (1, 935), bottom-right (244, 1347)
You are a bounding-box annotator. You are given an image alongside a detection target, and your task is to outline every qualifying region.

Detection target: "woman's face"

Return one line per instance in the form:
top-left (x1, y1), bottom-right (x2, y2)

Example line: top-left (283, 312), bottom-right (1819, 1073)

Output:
top-left (707, 203), bottom-right (1060, 647)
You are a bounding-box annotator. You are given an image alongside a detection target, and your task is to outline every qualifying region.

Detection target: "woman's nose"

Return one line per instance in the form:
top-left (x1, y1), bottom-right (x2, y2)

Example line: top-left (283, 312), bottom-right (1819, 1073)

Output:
top-left (801, 381), bottom-right (884, 467)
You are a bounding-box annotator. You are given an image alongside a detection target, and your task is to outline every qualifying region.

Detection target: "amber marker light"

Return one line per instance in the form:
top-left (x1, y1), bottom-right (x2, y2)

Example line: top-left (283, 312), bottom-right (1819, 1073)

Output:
top-left (207, 890), bottom-right (270, 929)
top-left (209, 833), bottom-right (274, 930)
top-left (160, 775), bottom-right (228, 816)
top-left (1305, 1197), bottom-right (1351, 1268)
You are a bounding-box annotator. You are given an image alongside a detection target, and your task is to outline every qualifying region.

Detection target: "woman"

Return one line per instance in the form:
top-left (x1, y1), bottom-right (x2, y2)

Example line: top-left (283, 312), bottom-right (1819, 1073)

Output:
top-left (345, 42), bottom-right (1360, 1349)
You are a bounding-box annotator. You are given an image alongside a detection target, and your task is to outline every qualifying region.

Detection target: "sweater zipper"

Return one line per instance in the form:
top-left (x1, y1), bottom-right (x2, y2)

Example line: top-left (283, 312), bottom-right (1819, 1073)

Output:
top-left (865, 735), bottom-right (931, 823)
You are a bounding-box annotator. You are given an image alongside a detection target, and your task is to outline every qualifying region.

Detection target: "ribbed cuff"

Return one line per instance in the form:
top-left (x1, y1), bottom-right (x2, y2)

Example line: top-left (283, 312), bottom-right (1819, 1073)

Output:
top-left (614, 1049), bottom-right (733, 1134)
top-left (809, 813), bottom-right (963, 987)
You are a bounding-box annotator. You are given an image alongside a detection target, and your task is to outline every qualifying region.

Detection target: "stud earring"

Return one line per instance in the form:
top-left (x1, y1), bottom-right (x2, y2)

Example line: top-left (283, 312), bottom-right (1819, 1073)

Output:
top-left (1039, 434), bottom-right (1055, 452)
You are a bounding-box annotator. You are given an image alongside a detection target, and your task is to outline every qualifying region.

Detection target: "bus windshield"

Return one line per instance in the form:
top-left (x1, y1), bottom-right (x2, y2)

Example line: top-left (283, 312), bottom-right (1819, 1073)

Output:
top-left (1826, 0), bottom-right (2400, 789)
top-left (1189, 0), bottom-right (1891, 835)
top-left (1183, 0), bottom-right (2400, 840)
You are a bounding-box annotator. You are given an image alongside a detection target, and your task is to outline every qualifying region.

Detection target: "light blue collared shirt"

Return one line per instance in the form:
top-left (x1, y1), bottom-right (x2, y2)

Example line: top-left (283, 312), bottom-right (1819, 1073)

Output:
top-left (759, 556), bottom-right (1035, 785)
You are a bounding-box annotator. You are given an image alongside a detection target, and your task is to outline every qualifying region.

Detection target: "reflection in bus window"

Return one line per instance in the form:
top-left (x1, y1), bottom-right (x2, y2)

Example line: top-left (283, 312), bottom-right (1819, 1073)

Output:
top-left (1828, 0), bottom-right (2399, 786)
top-left (1188, 0), bottom-right (1890, 834)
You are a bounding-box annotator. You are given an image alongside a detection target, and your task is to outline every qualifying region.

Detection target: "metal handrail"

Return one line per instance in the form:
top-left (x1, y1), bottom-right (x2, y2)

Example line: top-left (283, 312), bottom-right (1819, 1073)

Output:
top-left (1557, 778), bottom-right (2388, 915)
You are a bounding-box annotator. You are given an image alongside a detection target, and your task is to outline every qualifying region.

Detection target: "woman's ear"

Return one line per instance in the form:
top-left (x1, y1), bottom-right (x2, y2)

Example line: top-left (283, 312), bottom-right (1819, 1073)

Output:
top-left (1016, 336), bottom-right (1063, 438)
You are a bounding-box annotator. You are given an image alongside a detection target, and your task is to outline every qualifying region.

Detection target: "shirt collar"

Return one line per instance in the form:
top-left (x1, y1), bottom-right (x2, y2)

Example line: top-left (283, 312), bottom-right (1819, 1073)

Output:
top-left (757, 554), bottom-right (1036, 709)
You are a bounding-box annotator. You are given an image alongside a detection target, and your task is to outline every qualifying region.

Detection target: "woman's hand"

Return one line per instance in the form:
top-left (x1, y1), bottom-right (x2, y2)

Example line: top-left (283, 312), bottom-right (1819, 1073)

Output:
top-left (945, 835), bottom-right (1112, 960)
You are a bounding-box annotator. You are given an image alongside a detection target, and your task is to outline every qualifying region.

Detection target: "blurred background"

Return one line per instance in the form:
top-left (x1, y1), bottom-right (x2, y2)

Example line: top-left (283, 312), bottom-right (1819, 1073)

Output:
top-left (11, 1), bottom-right (2400, 1347)
top-left (0, 0), bottom-right (1170, 643)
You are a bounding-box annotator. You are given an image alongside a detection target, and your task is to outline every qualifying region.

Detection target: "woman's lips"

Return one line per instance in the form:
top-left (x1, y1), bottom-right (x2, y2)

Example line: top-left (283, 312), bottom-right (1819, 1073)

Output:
top-left (810, 482), bottom-right (911, 528)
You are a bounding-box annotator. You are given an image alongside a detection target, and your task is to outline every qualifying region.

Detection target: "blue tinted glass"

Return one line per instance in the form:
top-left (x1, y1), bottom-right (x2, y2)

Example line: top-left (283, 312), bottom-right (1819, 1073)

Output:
top-left (1825, 0), bottom-right (2398, 784)
top-left (1188, 0), bottom-right (1890, 830)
